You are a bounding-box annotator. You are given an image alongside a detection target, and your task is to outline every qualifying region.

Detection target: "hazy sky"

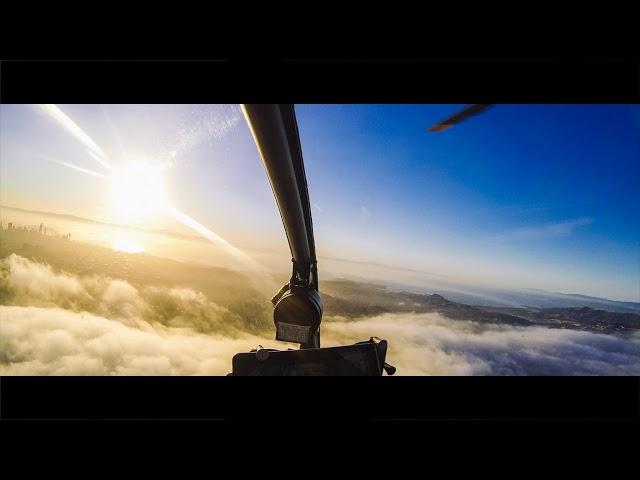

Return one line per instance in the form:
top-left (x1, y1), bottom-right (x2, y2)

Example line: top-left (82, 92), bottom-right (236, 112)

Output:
top-left (1, 104), bottom-right (638, 301)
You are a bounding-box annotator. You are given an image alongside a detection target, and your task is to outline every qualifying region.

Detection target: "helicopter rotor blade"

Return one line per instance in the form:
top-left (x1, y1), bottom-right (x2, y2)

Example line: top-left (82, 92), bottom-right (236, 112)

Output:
top-left (427, 104), bottom-right (493, 132)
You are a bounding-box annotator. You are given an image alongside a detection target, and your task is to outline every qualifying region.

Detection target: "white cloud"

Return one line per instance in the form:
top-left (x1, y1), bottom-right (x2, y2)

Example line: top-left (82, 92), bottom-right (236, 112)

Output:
top-left (1, 253), bottom-right (88, 307)
top-left (0, 254), bottom-right (282, 375)
top-left (322, 313), bottom-right (640, 375)
top-left (0, 305), bottom-right (269, 375)
top-left (2, 254), bottom-right (638, 376)
top-left (0, 253), bottom-right (248, 334)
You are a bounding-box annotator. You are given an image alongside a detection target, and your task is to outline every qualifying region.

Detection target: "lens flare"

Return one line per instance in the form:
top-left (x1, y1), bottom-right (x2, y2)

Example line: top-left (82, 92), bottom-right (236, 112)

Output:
top-left (46, 157), bottom-right (107, 179)
top-left (36, 104), bottom-right (111, 169)
top-left (167, 205), bottom-right (264, 271)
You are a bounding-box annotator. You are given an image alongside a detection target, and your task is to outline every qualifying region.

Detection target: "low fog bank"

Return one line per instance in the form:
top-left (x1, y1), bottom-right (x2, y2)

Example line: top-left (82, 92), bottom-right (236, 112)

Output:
top-left (322, 314), bottom-right (640, 375)
top-left (0, 253), bottom-right (267, 334)
top-left (0, 305), bottom-right (269, 375)
top-left (2, 255), bottom-right (639, 375)
top-left (0, 254), bottom-right (277, 375)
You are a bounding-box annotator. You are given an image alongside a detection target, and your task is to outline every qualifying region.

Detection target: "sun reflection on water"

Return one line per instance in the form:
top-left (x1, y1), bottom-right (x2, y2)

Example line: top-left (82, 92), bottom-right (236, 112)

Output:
top-left (111, 237), bottom-right (145, 254)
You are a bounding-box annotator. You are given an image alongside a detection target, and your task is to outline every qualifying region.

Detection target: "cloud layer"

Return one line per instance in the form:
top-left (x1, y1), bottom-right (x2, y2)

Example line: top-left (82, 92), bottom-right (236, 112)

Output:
top-left (0, 305), bottom-right (267, 375)
top-left (0, 253), bottom-right (250, 335)
top-left (322, 314), bottom-right (640, 375)
top-left (0, 254), bottom-right (275, 375)
top-left (2, 254), bottom-right (639, 375)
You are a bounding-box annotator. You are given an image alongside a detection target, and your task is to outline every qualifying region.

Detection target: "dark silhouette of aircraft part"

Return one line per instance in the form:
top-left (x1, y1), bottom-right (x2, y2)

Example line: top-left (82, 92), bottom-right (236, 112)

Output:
top-left (233, 104), bottom-right (396, 375)
top-left (233, 337), bottom-right (393, 376)
top-left (242, 104), bottom-right (321, 349)
top-left (427, 104), bottom-right (493, 132)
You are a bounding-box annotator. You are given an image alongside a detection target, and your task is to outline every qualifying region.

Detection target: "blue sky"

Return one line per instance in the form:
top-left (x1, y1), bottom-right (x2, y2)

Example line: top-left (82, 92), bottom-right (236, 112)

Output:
top-left (295, 104), bottom-right (640, 300)
top-left (1, 104), bottom-right (638, 301)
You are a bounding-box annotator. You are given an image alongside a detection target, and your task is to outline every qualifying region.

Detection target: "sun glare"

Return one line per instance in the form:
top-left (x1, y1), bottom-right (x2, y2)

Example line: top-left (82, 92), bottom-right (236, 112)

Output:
top-left (110, 161), bottom-right (168, 223)
top-left (37, 105), bottom-right (264, 273)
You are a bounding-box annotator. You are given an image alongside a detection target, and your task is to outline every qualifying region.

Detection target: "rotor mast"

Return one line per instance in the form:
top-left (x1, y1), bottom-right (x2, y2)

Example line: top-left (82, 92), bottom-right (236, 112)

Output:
top-left (242, 104), bottom-right (321, 348)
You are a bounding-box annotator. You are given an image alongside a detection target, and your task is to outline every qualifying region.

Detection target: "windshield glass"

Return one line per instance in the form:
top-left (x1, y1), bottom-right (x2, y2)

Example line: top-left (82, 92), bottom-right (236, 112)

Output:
top-left (1, 103), bottom-right (639, 376)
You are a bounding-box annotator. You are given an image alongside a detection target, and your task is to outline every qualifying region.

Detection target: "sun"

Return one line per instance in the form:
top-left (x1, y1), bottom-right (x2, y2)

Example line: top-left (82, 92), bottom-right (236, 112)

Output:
top-left (110, 160), bottom-right (168, 223)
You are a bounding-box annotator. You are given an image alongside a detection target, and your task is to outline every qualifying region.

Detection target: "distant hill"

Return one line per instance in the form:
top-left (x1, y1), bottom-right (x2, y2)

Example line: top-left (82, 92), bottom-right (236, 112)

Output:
top-left (321, 278), bottom-right (640, 335)
top-left (322, 279), bottom-right (531, 326)
top-left (536, 306), bottom-right (640, 332)
top-left (2, 226), bottom-right (637, 337)
top-left (480, 305), bottom-right (640, 334)
top-left (522, 288), bottom-right (640, 313)
top-left (419, 285), bottom-right (640, 314)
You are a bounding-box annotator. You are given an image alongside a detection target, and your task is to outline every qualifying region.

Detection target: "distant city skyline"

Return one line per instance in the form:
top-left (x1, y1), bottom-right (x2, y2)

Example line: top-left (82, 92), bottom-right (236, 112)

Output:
top-left (1, 104), bottom-right (638, 301)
